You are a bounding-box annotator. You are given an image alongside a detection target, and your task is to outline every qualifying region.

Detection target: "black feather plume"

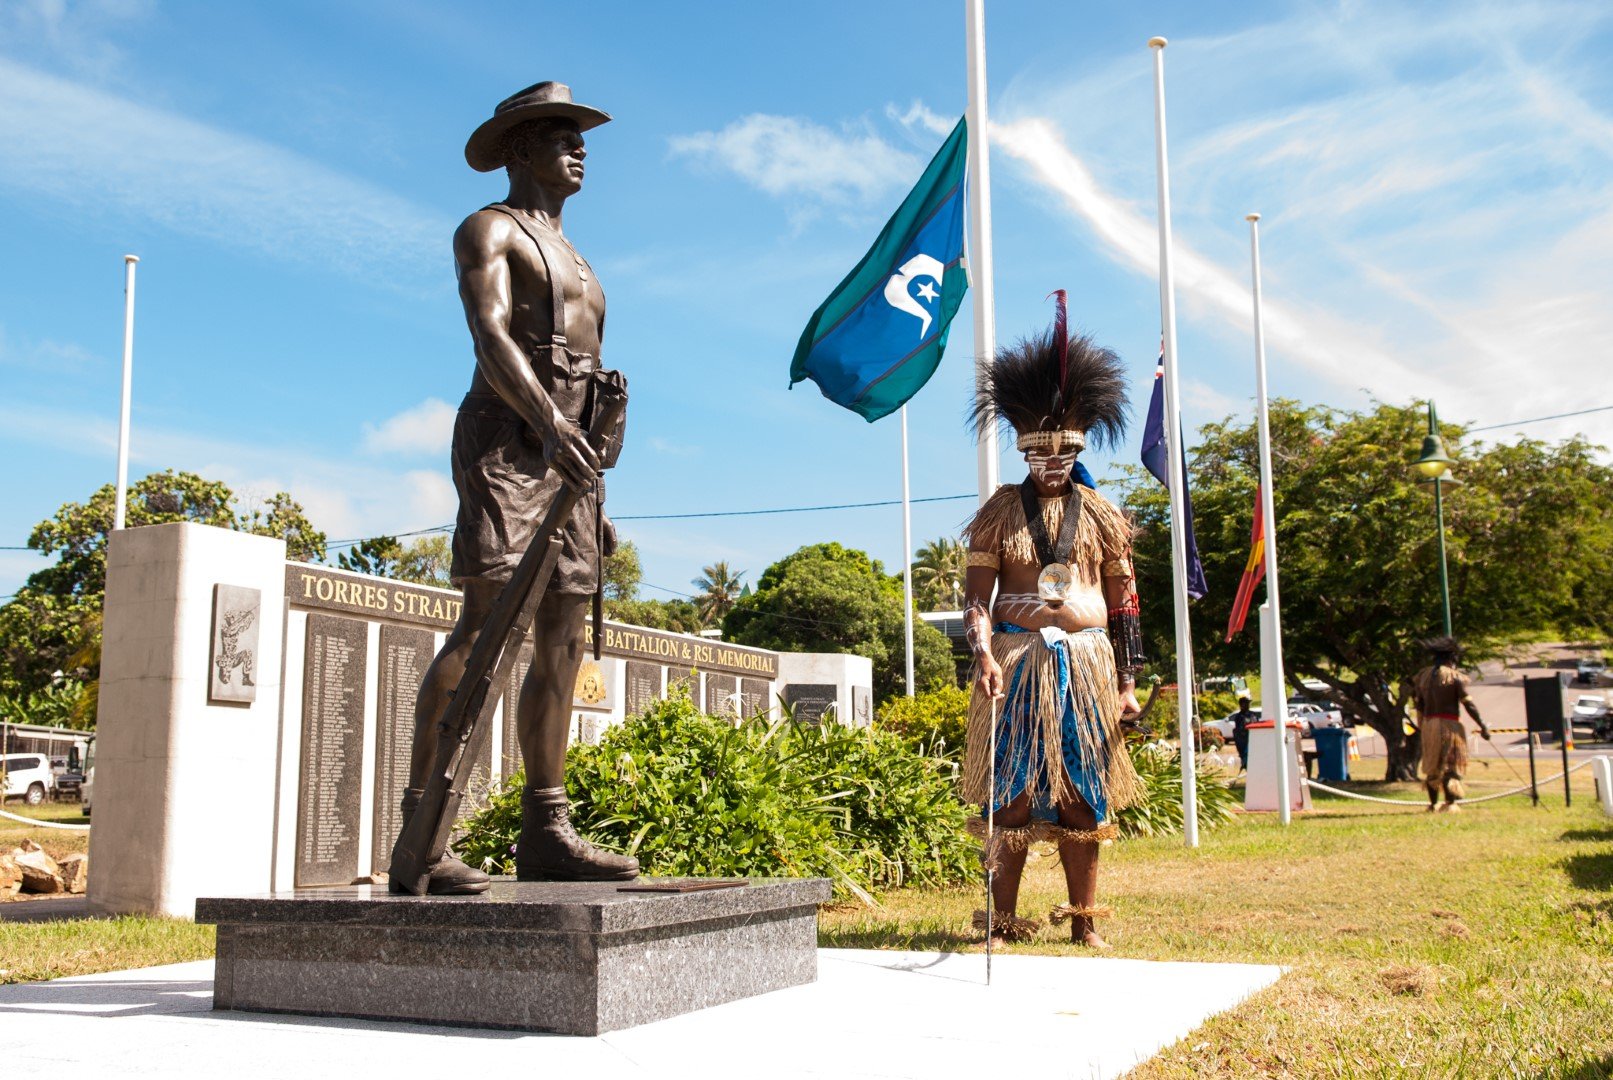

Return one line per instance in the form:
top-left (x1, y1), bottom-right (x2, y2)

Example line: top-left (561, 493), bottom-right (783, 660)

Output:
top-left (970, 323), bottom-right (1130, 451)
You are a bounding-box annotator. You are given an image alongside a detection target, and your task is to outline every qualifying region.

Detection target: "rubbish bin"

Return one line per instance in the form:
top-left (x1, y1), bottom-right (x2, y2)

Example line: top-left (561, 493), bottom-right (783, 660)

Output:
top-left (1313, 726), bottom-right (1351, 782)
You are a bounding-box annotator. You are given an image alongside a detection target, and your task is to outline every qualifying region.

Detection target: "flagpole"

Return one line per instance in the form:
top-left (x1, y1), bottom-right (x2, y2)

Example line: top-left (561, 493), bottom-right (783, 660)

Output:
top-left (965, 0), bottom-right (999, 506)
top-left (114, 254), bottom-right (140, 531)
top-left (901, 406), bottom-right (916, 697)
top-left (1247, 213), bottom-right (1291, 825)
top-left (1148, 37), bottom-right (1199, 848)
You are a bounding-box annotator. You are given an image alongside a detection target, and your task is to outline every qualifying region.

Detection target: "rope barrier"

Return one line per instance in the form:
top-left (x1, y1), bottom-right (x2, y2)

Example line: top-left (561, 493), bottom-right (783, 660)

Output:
top-left (0, 807), bottom-right (91, 831)
top-left (1303, 758), bottom-right (1594, 807)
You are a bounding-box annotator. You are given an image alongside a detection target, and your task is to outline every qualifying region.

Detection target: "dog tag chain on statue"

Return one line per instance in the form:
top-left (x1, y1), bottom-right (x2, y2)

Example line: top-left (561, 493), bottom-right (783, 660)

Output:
top-left (1019, 479), bottom-right (1081, 607)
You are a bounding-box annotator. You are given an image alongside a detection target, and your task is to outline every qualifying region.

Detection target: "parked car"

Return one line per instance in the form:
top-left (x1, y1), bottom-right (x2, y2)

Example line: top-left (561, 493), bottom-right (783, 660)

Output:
top-left (1576, 658), bottom-right (1608, 685)
top-left (1, 753), bottom-right (55, 805)
top-left (1572, 695), bottom-right (1608, 721)
top-left (1290, 698), bottom-right (1346, 728)
top-left (1206, 708), bottom-right (1262, 741)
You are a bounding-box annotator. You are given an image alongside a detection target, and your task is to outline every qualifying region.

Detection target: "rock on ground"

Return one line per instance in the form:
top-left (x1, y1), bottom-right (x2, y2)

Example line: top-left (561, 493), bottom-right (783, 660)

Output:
top-left (13, 846), bottom-right (63, 894)
top-left (57, 853), bottom-right (88, 894)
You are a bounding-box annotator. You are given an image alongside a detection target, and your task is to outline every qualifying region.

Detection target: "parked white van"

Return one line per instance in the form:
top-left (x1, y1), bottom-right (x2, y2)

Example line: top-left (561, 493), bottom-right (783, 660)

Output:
top-left (1, 753), bottom-right (55, 805)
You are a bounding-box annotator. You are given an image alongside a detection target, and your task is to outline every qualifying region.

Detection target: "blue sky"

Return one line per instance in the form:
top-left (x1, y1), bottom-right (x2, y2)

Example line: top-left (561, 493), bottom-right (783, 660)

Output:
top-left (3, 0), bottom-right (1611, 605)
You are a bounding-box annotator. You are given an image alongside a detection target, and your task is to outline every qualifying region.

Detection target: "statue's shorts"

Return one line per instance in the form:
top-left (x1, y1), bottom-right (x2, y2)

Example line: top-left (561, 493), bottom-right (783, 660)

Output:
top-left (448, 392), bottom-right (598, 595)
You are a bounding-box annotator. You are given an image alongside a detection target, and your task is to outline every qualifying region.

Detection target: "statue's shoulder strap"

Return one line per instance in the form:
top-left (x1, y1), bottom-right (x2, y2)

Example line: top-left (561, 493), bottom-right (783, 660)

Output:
top-left (482, 203), bottom-right (570, 350)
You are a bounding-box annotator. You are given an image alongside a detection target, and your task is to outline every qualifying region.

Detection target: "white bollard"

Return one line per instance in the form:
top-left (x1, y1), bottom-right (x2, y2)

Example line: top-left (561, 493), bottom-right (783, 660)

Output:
top-left (1595, 756), bottom-right (1613, 818)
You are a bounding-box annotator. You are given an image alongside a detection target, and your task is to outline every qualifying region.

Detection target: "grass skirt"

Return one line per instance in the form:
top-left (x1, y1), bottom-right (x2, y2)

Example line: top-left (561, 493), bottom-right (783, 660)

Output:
top-left (1420, 714), bottom-right (1469, 796)
top-left (963, 624), bottom-right (1143, 821)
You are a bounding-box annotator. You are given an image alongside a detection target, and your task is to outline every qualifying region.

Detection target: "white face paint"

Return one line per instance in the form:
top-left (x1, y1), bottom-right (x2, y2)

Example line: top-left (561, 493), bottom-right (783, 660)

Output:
top-left (1026, 449), bottom-right (1077, 485)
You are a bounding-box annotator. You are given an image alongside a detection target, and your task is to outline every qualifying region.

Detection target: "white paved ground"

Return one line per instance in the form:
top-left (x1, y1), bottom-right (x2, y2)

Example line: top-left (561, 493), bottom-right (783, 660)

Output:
top-left (0, 949), bottom-right (1280, 1079)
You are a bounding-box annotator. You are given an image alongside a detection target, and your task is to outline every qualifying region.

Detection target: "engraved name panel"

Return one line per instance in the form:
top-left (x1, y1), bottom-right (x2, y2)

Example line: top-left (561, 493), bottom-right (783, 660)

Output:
top-left (371, 625), bottom-right (433, 876)
top-left (296, 615), bottom-right (368, 886)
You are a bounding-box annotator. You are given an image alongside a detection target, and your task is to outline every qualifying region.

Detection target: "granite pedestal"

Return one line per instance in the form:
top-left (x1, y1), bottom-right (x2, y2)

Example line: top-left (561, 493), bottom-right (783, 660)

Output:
top-left (196, 877), bottom-right (830, 1035)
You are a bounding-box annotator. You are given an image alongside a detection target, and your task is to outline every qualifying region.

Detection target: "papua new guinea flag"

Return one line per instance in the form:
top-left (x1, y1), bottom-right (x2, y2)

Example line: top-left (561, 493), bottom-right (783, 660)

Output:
top-left (788, 117), bottom-right (969, 422)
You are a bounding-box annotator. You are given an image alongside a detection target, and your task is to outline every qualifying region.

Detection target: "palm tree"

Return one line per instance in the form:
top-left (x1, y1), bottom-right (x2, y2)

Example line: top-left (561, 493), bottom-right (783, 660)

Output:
top-left (910, 536), bottom-right (966, 611)
top-left (692, 561), bottom-right (745, 626)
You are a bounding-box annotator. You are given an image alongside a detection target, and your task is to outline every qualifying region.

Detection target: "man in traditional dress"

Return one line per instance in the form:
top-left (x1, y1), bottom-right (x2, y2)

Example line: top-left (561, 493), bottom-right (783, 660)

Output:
top-left (960, 296), bottom-right (1145, 948)
top-left (1410, 636), bottom-right (1490, 812)
top-left (389, 82), bottom-right (638, 894)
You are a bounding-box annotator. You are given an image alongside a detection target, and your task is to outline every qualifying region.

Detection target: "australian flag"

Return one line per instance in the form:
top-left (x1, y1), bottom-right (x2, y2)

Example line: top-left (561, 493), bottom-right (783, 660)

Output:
top-left (789, 118), bottom-right (968, 422)
top-left (1140, 347), bottom-right (1208, 600)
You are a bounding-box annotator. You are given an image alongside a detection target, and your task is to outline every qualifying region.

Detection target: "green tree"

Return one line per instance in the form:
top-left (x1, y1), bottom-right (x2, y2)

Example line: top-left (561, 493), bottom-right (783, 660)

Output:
top-left (396, 535), bottom-right (453, 589)
top-left (607, 597), bottom-right (704, 634)
top-left (722, 542), bottom-right (954, 703)
top-left (692, 561), bottom-right (745, 626)
top-left (336, 534), bottom-right (453, 588)
top-left (910, 536), bottom-right (966, 611)
top-left (1116, 400), bottom-right (1613, 780)
top-left (337, 535), bottom-right (405, 578)
top-left (0, 470), bottom-right (327, 703)
top-left (603, 540), bottom-right (642, 602)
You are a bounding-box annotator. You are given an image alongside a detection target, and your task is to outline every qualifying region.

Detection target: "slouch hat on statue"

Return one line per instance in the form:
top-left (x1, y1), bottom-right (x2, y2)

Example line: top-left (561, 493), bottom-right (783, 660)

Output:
top-left (971, 291), bottom-right (1129, 456)
top-left (465, 81), bottom-right (612, 172)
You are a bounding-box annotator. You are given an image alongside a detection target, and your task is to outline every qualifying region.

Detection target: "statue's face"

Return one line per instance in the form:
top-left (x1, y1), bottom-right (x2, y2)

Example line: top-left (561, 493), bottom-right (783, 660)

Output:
top-left (514, 122), bottom-right (587, 195)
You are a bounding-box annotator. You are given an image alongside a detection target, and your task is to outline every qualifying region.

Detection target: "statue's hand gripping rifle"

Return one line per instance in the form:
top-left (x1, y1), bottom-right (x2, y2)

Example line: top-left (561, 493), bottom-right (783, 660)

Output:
top-left (389, 383), bottom-right (626, 896)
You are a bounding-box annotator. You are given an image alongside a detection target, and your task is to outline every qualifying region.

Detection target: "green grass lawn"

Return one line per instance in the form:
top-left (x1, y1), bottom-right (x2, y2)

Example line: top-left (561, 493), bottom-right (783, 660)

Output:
top-left (4, 761), bottom-right (1610, 1077)
top-left (1, 800), bottom-right (215, 982)
top-left (821, 759), bottom-right (1613, 1078)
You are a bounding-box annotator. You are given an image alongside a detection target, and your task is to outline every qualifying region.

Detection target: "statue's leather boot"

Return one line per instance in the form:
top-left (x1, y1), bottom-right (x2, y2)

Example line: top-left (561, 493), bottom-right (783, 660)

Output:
top-left (515, 786), bottom-right (640, 881)
top-left (389, 787), bottom-right (492, 895)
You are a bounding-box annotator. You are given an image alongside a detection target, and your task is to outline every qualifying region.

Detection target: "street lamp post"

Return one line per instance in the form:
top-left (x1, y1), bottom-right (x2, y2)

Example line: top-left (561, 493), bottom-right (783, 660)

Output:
top-left (1413, 401), bottom-right (1458, 637)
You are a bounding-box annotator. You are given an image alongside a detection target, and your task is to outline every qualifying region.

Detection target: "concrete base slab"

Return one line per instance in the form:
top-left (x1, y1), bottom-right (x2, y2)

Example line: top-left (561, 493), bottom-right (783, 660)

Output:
top-left (0, 949), bottom-right (1281, 1079)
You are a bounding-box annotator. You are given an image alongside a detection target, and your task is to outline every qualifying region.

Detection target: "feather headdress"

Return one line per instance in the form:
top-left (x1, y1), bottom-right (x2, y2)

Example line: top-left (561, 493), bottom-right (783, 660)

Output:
top-left (970, 290), bottom-right (1129, 454)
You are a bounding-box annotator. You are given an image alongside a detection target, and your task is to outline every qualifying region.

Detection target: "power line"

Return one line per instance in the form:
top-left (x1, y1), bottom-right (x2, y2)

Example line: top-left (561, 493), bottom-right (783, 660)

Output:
top-left (318, 493), bottom-right (976, 550)
top-left (1466, 404), bottom-right (1613, 433)
top-left (615, 493), bottom-right (975, 522)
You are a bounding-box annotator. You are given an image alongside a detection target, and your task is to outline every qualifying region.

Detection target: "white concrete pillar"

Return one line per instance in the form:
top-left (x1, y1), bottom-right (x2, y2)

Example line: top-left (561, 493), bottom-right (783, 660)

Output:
top-left (88, 523), bottom-right (287, 917)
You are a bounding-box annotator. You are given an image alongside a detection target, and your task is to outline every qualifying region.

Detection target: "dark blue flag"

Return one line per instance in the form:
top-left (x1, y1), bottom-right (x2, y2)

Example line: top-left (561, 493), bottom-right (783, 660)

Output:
top-left (1140, 348), bottom-right (1208, 600)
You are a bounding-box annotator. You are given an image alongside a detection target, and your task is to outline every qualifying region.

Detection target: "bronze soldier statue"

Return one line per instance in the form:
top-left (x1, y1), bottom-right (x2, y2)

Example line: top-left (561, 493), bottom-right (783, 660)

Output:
top-left (392, 82), bottom-right (638, 894)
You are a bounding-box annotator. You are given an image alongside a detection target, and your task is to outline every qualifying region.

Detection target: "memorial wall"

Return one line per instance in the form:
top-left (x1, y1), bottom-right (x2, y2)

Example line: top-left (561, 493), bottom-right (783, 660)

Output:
top-left (273, 563), bottom-right (798, 889)
top-left (88, 523), bottom-right (874, 914)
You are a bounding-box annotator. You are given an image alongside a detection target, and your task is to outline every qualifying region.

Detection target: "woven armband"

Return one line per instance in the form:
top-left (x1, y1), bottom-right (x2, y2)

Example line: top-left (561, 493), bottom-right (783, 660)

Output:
top-left (1102, 557), bottom-right (1132, 580)
top-left (1108, 600), bottom-right (1145, 674)
top-left (966, 550), bottom-right (1001, 570)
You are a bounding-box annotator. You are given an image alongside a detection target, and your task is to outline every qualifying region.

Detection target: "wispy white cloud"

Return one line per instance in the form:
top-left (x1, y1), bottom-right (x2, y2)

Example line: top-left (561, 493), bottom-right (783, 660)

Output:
top-left (669, 114), bottom-right (920, 206)
top-left (362, 398), bottom-right (456, 457)
top-left (992, 0), bottom-right (1613, 448)
top-left (0, 324), bottom-right (102, 372)
top-left (0, 401), bottom-right (456, 543)
top-left (0, 57), bottom-right (453, 288)
top-left (0, 0), bottom-right (151, 80)
top-left (646, 436), bottom-right (701, 459)
top-left (886, 100), bottom-right (953, 139)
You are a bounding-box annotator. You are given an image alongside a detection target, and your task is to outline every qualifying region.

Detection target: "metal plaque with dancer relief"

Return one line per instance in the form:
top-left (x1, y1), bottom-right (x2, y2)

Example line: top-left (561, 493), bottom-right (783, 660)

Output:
top-left (372, 625), bottom-right (434, 876)
top-left (296, 615), bottom-right (368, 886)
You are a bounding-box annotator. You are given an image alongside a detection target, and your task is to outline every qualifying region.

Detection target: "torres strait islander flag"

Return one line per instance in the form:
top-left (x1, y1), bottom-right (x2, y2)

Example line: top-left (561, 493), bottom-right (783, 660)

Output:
top-left (788, 117), bottom-right (969, 421)
top-left (1226, 487), bottom-right (1266, 641)
top-left (1139, 347), bottom-right (1209, 600)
